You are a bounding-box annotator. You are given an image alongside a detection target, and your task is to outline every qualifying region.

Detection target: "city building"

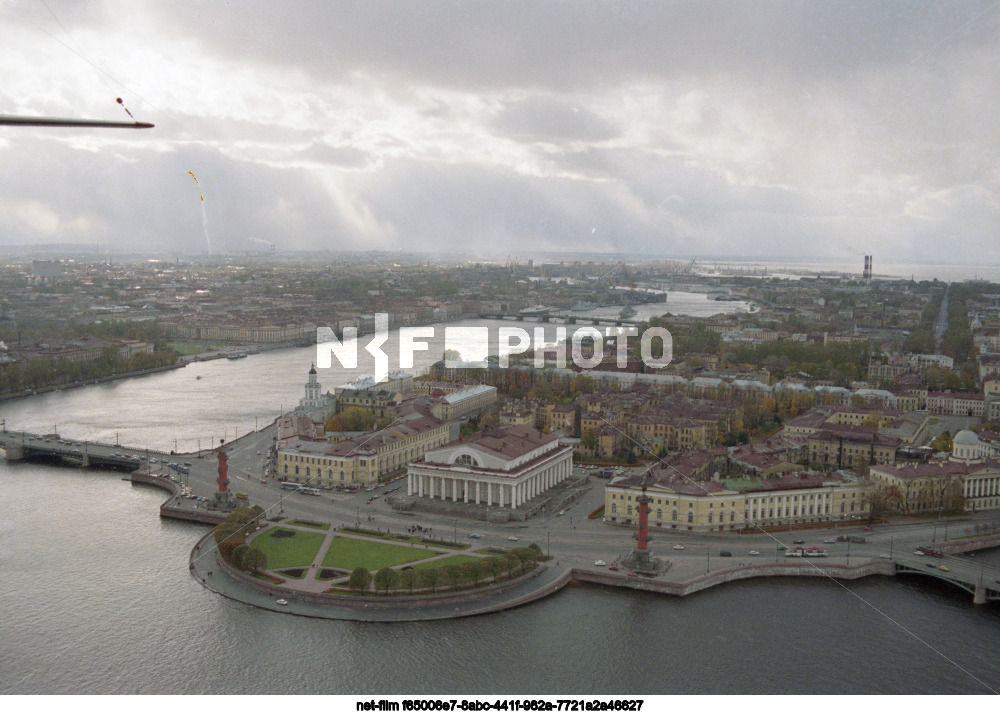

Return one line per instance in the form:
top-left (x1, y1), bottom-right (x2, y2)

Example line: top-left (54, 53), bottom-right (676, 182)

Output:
top-left (405, 426), bottom-right (574, 510)
top-left (296, 364), bottom-right (337, 419)
top-left (605, 468), bottom-right (865, 532)
top-left (277, 415), bottom-right (449, 487)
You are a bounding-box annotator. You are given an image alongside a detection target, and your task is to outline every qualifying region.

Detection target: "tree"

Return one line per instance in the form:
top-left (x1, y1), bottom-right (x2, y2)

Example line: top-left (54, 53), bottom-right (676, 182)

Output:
top-left (484, 556), bottom-right (506, 583)
top-left (326, 407), bottom-right (377, 433)
top-left (505, 554), bottom-right (521, 576)
top-left (932, 430), bottom-right (953, 453)
top-left (461, 560), bottom-right (485, 587)
top-left (242, 547), bottom-right (268, 574)
top-left (374, 567), bottom-right (399, 595)
top-left (443, 564), bottom-right (463, 590)
top-left (397, 568), bottom-right (416, 595)
top-left (421, 567), bottom-right (442, 593)
top-left (217, 537), bottom-right (245, 562)
top-left (231, 543), bottom-right (250, 570)
top-left (348, 567), bottom-right (371, 593)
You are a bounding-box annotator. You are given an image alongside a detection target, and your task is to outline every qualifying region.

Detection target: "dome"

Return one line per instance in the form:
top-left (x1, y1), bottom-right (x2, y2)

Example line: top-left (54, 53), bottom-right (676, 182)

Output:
top-left (953, 429), bottom-right (980, 446)
top-left (308, 363), bottom-right (317, 375)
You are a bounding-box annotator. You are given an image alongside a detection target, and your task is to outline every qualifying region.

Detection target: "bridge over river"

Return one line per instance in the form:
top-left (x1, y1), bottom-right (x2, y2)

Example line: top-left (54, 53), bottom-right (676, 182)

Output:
top-left (0, 429), bottom-right (171, 471)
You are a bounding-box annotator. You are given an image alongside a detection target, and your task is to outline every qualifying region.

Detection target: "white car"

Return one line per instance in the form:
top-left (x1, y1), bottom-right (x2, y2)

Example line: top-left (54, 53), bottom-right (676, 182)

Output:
top-left (276, 599), bottom-right (288, 605)
top-left (748, 550), bottom-right (760, 555)
top-left (594, 560), bottom-right (607, 567)
top-left (508, 536), bottom-right (519, 541)
top-left (673, 545), bottom-right (684, 550)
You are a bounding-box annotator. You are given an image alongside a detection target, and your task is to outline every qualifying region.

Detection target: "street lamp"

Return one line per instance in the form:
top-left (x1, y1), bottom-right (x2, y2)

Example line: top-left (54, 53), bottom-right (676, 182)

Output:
top-left (453, 519), bottom-right (457, 544)
top-left (546, 530), bottom-right (551, 558)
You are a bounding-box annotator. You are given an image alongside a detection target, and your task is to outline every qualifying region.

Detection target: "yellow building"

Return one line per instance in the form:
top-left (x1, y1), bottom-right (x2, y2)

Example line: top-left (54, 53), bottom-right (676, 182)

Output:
top-left (277, 415), bottom-right (450, 487)
top-left (806, 428), bottom-right (899, 468)
top-left (605, 469), bottom-right (865, 532)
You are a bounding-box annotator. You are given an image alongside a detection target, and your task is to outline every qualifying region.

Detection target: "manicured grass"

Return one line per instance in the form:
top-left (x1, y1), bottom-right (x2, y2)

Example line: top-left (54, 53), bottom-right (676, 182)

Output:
top-left (288, 519), bottom-right (330, 530)
top-left (320, 535), bottom-right (441, 571)
top-left (475, 547), bottom-right (509, 556)
top-left (339, 526), bottom-right (466, 549)
top-left (412, 554), bottom-right (481, 570)
top-left (252, 526), bottom-right (326, 569)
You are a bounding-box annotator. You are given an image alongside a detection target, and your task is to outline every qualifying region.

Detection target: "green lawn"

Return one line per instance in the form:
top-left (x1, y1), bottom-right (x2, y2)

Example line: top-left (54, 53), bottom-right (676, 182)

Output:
top-left (320, 536), bottom-right (441, 571)
top-left (252, 527), bottom-right (326, 569)
top-left (412, 554), bottom-right (481, 570)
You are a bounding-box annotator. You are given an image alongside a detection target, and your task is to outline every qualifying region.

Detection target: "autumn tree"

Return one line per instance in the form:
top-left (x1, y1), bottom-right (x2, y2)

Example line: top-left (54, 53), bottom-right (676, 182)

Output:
top-left (348, 567), bottom-right (371, 593)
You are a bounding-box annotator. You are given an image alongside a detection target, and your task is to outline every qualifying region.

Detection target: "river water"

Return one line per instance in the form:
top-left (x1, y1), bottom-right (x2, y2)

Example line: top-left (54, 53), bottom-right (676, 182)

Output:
top-left (1, 309), bottom-right (999, 694)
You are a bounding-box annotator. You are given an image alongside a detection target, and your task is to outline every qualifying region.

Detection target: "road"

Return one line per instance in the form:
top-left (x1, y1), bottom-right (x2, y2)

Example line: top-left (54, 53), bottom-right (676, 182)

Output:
top-left (7, 424), bottom-right (1000, 581)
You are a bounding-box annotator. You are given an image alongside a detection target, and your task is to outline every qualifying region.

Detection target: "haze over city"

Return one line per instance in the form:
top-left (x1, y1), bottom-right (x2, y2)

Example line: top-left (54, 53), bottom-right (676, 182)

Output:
top-left (2, 1), bottom-right (999, 264)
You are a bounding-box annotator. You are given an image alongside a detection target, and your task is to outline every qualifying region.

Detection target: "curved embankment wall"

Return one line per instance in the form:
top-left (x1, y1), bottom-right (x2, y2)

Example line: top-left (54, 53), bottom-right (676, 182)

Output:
top-left (204, 528), bottom-right (568, 613)
top-left (940, 534), bottom-right (1000, 554)
top-left (128, 470), bottom-right (226, 526)
top-left (571, 560), bottom-right (896, 596)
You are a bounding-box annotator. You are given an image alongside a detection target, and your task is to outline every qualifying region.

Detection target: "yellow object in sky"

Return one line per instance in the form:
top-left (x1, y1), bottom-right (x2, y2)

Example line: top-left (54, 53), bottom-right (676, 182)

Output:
top-left (188, 171), bottom-right (204, 201)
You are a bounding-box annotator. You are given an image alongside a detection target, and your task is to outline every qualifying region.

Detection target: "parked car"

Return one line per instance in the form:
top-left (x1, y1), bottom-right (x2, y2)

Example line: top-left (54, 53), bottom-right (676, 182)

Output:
top-left (719, 550), bottom-right (732, 557)
top-left (748, 550), bottom-right (760, 555)
top-left (468, 533), bottom-right (482, 539)
top-left (673, 545), bottom-right (684, 550)
top-left (507, 536), bottom-right (518, 541)
top-left (594, 560), bottom-right (607, 567)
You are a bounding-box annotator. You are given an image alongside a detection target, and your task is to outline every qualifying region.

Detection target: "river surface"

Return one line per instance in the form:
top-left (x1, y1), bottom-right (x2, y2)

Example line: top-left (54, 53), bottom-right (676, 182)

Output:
top-left (1, 311), bottom-right (1000, 694)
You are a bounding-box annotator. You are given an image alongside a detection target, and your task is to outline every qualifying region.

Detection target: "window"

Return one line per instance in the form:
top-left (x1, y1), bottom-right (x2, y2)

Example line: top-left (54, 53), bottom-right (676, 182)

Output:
top-left (672, 510), bottom-right (678, 521)
top-left (687, 512), bottom-right (693, 523)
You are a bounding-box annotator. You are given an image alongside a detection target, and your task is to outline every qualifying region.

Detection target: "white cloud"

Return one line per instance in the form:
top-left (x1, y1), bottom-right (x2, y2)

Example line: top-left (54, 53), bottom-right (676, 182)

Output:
top-left (1, 0), bottom-right (998, 266)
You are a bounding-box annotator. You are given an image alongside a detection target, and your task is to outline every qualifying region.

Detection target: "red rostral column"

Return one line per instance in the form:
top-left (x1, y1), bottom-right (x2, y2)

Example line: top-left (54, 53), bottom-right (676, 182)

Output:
top-left (217, 451), bottom-right (229, 493)
top-left (636, 486), bottom-right (652, 551)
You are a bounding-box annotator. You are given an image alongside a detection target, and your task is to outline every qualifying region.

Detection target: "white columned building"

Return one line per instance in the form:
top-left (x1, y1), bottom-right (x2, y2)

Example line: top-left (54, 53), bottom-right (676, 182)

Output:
top-left (406, 426), bottom-right (574, 511)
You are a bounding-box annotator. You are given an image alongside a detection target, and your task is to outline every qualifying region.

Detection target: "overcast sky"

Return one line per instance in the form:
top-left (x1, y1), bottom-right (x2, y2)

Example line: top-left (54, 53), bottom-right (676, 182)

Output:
top-left (2, 0), bottom-right (998, 264)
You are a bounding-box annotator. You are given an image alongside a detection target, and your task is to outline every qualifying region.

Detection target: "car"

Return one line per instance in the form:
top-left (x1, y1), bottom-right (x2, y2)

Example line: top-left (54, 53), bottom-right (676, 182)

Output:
top-left (748, 550), bottom-right (760, 556)
top-left (673, 545), bottom-right (684, 550)
top-left (608, 565), bottom-right (619, 571)
top-left (879, 553), bottom-right (892, 558)
top-left (793, 539), bottom-right (805, 544)
top-left (823, 538), bottom-right (836, 544)
top-left (939, 565), bottom-right (950, 572)
top-left (594, 560), bottom-right (607, 567)
top-left (468, 533), bottom-right (482, 539)
top-left (719, 550), bottom-right (732, 557)
top-left (863, 526), bottom-right (873, 531)
top-left (926, 563), bottom-right (937, 568)
top-left (507, 536), bottom-right (519, 541)
top-left (276, 599), bottom-right (288, 605)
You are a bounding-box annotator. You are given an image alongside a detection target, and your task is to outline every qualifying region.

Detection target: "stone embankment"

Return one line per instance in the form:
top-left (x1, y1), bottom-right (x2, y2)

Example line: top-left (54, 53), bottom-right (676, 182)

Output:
top-left (571, 560), bottom-right (895, 596)
top-left (126, 470), bottom-right (226, 526)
